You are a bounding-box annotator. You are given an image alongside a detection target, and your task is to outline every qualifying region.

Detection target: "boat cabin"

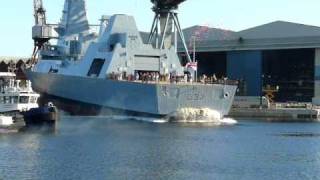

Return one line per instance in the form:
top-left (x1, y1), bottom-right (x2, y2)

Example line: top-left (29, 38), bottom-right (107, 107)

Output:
top-left (0, 72), bottom-right (40, 113)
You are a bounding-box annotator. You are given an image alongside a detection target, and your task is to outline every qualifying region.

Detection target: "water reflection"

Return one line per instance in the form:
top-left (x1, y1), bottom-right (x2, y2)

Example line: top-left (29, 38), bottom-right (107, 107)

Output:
top-left (275, 132), bottom-right (320, 138)
top-left (0, 118), bottom-right (320, 179)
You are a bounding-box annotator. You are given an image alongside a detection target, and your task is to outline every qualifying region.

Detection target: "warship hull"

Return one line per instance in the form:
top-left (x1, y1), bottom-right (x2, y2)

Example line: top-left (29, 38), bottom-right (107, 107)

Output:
top-left (26, 71), bottom-right (237, 117)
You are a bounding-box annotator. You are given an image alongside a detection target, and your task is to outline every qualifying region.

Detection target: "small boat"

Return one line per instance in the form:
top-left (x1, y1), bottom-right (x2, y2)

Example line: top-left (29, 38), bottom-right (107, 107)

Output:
top-left (0, 72), bottom-right (39, 112)
top-left (0, 72), bottom-right (58, 131)
top-left (23, 102), bottom-right (58, 126)
top-left (0, 72), bottom-right (39, 132)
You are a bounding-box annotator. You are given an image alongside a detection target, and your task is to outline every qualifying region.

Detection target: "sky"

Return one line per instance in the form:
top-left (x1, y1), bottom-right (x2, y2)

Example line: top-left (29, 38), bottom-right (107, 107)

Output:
top-left (0, 0), bottom-right (320, 57)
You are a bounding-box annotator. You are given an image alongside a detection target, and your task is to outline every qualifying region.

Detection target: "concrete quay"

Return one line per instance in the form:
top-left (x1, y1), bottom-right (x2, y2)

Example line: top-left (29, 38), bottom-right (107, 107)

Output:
top-left (229, 107), bottom-right (320, 122)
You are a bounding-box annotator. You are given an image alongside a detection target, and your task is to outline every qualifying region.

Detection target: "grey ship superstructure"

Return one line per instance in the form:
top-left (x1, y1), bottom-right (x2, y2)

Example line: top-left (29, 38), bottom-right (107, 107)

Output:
top-left (26, 0), bottom-right (237, 118)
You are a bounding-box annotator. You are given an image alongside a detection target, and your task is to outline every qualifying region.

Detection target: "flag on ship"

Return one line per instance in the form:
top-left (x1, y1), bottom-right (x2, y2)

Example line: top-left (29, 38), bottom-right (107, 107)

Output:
top-left (186, 62), bottom-right (198, 71)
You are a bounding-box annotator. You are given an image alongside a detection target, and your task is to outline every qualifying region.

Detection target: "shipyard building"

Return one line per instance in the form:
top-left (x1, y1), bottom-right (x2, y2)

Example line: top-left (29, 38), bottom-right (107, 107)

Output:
top-left (179, 21), bottom-right (320, 104)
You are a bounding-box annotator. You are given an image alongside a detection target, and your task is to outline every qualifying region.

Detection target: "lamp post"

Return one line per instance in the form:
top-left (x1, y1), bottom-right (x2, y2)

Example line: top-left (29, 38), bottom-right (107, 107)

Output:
top-left (191, 36), bottom-right (197, 82)
top-left (260, 74), bottom-right (264, 109)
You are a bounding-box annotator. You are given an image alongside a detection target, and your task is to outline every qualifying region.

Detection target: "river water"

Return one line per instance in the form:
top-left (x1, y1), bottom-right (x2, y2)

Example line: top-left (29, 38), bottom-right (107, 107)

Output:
top-left (0, 116), bottom-right (320, 180)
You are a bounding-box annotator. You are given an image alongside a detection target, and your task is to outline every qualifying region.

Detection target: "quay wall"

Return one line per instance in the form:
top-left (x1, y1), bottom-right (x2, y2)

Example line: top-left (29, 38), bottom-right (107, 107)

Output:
top-left (229, 107), bottom-right (320, 122)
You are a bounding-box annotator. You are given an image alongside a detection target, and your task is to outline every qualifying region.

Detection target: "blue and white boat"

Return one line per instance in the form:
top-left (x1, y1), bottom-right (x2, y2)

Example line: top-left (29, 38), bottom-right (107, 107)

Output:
top-left (0, 72), bottom-right (39, 132)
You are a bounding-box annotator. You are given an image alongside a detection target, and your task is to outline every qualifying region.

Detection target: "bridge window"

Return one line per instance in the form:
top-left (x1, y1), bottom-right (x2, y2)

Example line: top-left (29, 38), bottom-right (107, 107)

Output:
top-left (30, 96), bottom-right (37, 103)
top-left (11, 96), bottom-right (18, 103)
top-left (19, 96), bottom-right (29, 104)
top-left (4, 96), bottom-right (10, 104)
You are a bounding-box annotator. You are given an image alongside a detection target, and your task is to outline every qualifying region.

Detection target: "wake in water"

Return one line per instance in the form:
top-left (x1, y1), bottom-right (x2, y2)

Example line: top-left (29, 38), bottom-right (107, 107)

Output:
top-left (105, 108), bottom-right (238, 125)
top-left (107, 115), bottom-right (168, 124)
top-left (63, 114), bottom-right (168, 124)
top-left (167, 108), bottom-right (238, 125)
top-left (62, 108), bottom-right (237, 125)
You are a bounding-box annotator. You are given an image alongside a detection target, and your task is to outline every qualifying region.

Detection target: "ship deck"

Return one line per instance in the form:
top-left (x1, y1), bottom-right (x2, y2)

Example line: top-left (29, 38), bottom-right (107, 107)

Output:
top-left (116, 79), bottom-right (239, 86)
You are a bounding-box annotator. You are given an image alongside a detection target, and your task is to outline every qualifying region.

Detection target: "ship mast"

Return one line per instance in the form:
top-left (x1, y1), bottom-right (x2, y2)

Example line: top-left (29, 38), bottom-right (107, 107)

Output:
top-left (31, 0), bottom-right (52, 63)
top-left (148, 0), bottom-right (192, 63)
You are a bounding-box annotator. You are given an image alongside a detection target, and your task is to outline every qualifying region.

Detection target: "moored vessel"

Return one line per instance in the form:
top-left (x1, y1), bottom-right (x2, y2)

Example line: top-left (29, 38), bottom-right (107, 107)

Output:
top-left (0, 72), bottom-right (39, 132)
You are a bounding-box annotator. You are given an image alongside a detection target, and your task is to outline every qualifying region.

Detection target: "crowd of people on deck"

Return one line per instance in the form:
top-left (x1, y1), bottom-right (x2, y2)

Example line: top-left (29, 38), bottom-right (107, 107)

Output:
top-left (108, 71), bottom-right (231, 84)
top-left (200, 74), bottom-right (233, 84)
top-left (108, 71), bottom-right (194, 83)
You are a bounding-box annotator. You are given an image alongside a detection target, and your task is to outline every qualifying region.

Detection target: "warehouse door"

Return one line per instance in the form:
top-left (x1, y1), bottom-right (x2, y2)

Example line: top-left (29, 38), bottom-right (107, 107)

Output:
top-left (262, 48), bottom-right (314, 102)
top-left (196, 52), bottom-right (227, 78)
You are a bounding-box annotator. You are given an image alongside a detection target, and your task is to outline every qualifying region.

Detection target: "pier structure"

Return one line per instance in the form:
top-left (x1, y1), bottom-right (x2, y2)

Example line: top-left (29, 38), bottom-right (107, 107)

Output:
top-left (229, 103), bottom-right (320, 122)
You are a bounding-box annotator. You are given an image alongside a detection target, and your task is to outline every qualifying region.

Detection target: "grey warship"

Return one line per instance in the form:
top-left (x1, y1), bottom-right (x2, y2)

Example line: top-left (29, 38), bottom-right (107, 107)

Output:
top-left (26, 0), bottom-right (237, 118)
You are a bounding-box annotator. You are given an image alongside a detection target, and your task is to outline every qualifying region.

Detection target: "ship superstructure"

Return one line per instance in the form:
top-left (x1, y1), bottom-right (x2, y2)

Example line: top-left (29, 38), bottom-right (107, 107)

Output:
top-left (26, 0), bottom-right (237, 118)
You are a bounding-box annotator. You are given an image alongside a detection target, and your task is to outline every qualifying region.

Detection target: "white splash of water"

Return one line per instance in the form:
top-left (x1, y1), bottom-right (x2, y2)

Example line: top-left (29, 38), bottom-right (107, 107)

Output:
top-left (61, 109), bottom-right (237, 125)
top-left (103, 115), bottom-right (168, 124)
top-left (168, 108), bottom-right (238, 125)
top-left (219, 117), bottom-right (238, 125)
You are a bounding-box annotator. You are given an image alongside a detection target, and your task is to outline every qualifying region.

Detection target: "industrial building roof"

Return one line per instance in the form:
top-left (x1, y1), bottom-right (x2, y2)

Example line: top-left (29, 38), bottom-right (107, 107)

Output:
top-left (180, 21), bottom-right (320, 52)
top-left (238, 21), bottom-right (320, 39)
top-left (182, 25), bottom-right (237, 40)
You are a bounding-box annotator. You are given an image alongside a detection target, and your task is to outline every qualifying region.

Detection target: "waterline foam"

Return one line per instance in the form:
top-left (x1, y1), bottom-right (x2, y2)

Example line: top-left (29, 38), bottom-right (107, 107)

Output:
top-left (168, 108), bottom-right (238, 125)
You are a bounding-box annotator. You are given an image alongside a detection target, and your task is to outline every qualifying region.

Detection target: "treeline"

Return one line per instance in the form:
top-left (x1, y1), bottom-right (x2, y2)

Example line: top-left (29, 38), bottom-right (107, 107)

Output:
top-left (0, 59), bottom-right (30, 79)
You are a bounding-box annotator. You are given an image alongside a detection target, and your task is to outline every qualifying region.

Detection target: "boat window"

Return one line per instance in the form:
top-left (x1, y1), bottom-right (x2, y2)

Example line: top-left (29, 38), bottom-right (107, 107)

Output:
top-left (11, 96), bottom-right (18, 104)
top-left (4, 96), bottom-right (10, 104)
top-left (30, 96), bottom-right (37, 103)
top-left (19, 96), bottom-right (29, 104)
top-left (0, 97), bottom-right (4, 104)
top-left (49, 67), bottom-right (59, 73)
top-left (42, 55), bottom-right (64, 60)
top-left (87, 58), bottom-right (105, 77)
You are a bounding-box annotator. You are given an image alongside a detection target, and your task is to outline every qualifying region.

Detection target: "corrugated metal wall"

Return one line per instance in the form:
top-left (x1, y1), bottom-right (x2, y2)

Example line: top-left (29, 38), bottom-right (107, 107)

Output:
top-left (314, 49), bottom-right (320, 97)
top-left (227, 50), bottom-right (262, 96)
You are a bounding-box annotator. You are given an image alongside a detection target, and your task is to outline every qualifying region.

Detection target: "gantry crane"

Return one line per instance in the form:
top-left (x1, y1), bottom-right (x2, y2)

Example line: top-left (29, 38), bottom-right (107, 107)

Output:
top-left (31, 0), bottom-right (52, 63)
top-left (148, 0), bottom-right (192, 63)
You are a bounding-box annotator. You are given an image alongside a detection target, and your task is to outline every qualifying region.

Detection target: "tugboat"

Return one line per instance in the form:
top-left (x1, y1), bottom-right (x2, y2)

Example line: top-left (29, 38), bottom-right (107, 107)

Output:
top-left (0, 72), bottom-right (39, 132)
top-left (0, 72), bottom-right (59, 132)
top-left (22, 102), bottom-right (58, 126)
